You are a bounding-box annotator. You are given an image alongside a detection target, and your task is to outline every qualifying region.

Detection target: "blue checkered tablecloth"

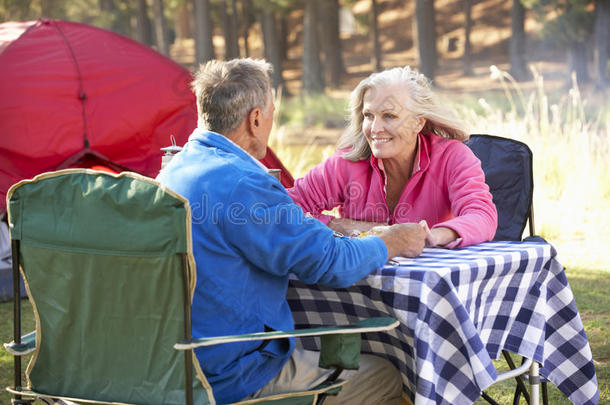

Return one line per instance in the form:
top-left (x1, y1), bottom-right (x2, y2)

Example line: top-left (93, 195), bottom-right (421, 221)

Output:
top-left (287, 241), bottom-right (599, 405)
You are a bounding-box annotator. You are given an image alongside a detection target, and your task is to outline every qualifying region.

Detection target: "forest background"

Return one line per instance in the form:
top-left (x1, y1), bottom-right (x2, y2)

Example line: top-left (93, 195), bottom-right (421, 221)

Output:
top-left (0, 0), bottom-right (609, 403)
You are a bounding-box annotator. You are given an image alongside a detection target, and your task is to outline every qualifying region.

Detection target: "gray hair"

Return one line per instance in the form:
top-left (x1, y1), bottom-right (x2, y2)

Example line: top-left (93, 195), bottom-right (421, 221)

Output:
top-left (191, 58), bottom-right (273, 134)
top-left (337, 66), bottom-right (469, 161)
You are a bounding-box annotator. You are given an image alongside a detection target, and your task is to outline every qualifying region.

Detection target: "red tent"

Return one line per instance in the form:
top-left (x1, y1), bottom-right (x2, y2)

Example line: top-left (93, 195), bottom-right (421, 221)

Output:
top-left (0, 19), bottom-right (293, 214)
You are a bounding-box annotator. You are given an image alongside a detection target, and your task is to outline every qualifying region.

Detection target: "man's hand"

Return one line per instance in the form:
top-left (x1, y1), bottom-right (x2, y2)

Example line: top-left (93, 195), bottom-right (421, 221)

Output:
top-left (373, 222), bottom-right (426, 259)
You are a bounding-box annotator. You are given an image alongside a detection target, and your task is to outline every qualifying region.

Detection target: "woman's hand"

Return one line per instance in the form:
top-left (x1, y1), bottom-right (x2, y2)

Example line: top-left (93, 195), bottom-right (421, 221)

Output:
top-left (419, 221), bottom-right (458, 247)
top-left (328, 217), bottom-right (387, 236)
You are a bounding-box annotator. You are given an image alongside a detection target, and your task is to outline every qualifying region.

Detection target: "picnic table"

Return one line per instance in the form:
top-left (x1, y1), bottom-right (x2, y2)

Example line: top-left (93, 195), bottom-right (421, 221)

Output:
top-left (287, 241), bottom-right (599, 405)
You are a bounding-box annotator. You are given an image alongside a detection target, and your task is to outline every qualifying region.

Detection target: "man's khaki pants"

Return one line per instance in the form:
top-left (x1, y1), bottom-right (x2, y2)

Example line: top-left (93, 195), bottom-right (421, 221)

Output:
top-left (248, 348), bottom-right (403, 405)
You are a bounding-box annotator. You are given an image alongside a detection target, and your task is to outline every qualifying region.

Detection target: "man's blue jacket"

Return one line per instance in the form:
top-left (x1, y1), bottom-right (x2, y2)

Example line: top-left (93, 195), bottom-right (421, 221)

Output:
top-left (157, 129), bottom-right (388, 404)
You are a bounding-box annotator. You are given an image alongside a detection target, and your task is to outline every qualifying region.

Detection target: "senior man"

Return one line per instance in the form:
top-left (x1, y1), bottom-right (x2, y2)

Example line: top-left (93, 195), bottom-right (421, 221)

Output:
top-left (157, 58), bottom-right (425, 404)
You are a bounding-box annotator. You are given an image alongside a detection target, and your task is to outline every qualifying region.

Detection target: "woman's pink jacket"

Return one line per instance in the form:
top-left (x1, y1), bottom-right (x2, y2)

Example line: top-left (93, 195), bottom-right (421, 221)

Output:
top-left (287, 132), bottom-right (498, 248)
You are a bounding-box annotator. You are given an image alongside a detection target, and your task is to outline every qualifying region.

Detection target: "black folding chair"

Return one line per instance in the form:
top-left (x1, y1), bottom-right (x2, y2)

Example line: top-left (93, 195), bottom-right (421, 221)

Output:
top-left (466, 134), bottom-right (548, 405)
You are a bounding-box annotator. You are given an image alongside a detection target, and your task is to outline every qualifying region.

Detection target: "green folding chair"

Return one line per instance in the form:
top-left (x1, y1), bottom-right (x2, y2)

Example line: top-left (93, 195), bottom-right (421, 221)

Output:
top-left (3, 169), bottom-right (398, 405)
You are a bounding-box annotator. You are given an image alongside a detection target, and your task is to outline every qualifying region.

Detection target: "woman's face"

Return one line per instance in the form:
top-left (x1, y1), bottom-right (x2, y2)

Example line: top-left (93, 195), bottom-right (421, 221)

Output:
top-left (361, 84), bottom-right (425, 162)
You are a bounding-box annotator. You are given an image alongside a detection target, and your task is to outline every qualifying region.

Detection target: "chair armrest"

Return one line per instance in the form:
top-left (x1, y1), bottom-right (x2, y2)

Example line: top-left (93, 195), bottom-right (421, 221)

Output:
top-left (174, 317), bottom-right (399, 350)
top-left (495, 356), bottom-right (533, 383)
top-left (4, 330), bottom-right (36, 356)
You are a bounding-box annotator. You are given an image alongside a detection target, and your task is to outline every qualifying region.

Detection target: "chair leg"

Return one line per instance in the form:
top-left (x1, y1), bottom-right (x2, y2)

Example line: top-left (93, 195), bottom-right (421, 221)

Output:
top-left (512, 385), bottom-right (524, 405)
top-left (529, 362), bottom-right (540, 405)
top-left (483, 351), bottom-right (532, 405)
top-left (12, 355), bottom-right (23, 402)
top-left (315, 368), bottom-right (343, 405)
top-left (541, 381), bottom-right (548, 405)
top-left (503, 351), bottom-right (530, 405)
top-left (512, 366), bottom-right (549, 405)
top-left (11, 399), bottom-right (35, 405)
top-left (181, 255), bottom-right (194, 405)
top-left (480, 391), bottom-right (501, 405)
top-left (11, 241), bottom-right (30, 405)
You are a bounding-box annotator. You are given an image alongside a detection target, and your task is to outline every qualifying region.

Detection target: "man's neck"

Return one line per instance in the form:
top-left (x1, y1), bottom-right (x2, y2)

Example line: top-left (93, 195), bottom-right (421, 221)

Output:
top-left (225, 130), bottom-right (249, 153)
top-left (223, 120), bottom-right (258, 156)
top-left (210, 127), bottom-right (267, 170)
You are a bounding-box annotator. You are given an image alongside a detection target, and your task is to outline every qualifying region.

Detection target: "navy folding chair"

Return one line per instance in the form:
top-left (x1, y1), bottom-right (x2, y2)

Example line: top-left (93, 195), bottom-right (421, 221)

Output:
top-left (466, 134), bottom-right (548, 405)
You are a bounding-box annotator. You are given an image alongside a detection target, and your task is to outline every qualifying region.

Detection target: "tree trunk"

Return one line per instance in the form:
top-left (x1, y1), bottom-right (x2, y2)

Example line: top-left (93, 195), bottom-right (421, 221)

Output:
top-left (40, 0), bottom-right (57, 18)
top-left (136, 0), bottom-right (154, 46)
top-left (231, 0), bottom-right (240, 55)
top-left (259, 10), bottom-right (284, 90)
top-left (220, 0), bottom-right (239, 59)
top-left (220, 2), bottom-right (229, 58)
top-left (463, 0), bottom-right (474, 76)
top-left (509, 0), bottom-right (528, 81)
top-left (278, 13), bottom-right (289, 61)
top-left (594, 0), bottom-right (610, 87)
top-left (99, 0), bottom-right (115, 12)
top-left (260, 11), bottom-right (271, 61)
top-left (568, 41), bottom-right (590, 83)
top-left (302, 0), bottom-right (325, 93)
top-left (99, 0), bottom-right (129, 35)
top-left (10, 0), bottom-right (33, 20)
top-left (415, 0), bottom-right (437, 80)
top-left (193, 0), bottom-right (215, 63)
top-left (175, 1), bottom-right (192, 40)
top-left (320, 0), bottom-right (345, 87)
top-left (371, 0), bottom-right (382, 71)
top-left (152, 0), bottom-right (170, 55)
top-left (240, 0), bottom-right (251, 57)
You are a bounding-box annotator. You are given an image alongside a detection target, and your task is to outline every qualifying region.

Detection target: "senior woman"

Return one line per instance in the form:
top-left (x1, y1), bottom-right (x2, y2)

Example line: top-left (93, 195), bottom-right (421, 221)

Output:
top-left (288, 66), bottom-right (497, 248)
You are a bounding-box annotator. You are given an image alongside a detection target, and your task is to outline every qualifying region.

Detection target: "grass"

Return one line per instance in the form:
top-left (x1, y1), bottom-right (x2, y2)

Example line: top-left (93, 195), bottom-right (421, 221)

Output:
top-left (277, 92), bottom-right (348, 129)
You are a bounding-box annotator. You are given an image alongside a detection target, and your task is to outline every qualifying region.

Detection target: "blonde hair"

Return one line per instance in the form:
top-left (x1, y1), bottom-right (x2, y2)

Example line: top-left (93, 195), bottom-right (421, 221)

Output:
top-left (337, 66), bottom-right (469, 161)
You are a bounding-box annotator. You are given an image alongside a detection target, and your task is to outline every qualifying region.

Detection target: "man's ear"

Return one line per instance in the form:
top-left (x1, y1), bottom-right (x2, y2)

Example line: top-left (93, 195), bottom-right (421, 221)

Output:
top-left (247, 107), bottom-right (263, 135)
